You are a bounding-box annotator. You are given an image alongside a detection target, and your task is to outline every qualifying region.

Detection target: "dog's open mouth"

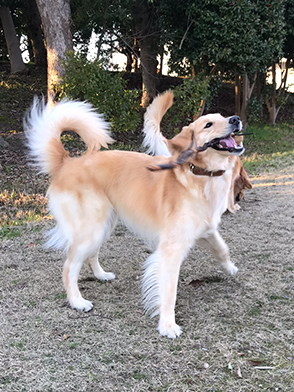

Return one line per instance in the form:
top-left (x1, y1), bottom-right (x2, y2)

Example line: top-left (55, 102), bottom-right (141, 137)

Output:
top-left (209, 133), bottom-right (244, 154)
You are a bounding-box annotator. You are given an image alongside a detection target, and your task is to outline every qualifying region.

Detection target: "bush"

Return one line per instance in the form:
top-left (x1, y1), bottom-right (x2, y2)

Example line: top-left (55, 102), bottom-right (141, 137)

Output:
top-left (247, 97), bottom-right (263, 124)
top-left (58, 51), bottom-right (141, 135)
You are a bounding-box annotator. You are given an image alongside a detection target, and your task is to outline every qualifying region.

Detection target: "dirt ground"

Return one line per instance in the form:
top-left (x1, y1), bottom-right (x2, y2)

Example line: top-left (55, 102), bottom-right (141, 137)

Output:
top-left (1, 163), bottom-right (294, 391)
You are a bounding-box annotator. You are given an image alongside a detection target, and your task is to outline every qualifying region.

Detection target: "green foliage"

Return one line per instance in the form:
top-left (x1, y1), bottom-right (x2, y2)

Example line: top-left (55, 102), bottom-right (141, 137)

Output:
top-left (247, 98), bottom-right (263, 124)
top-left (161, 0), bottom-right (285, 78)
top-left (58, 52), bottom-right (141, 134)
top-left (161, 76), bottom-right (211, 133)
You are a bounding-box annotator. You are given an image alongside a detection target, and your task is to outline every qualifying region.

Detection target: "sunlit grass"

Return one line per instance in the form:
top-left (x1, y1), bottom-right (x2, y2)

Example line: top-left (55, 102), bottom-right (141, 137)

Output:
top-left (243, 150), bottom-right (294, 174)
top-left (0, 191), bottom-right (51, 238)
top-left (242, 123), bottom-right (294, 174)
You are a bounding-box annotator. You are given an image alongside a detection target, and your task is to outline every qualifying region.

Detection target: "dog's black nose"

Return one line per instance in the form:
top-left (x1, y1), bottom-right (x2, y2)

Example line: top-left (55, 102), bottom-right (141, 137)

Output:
top-left (229, 116), bottom-right (240, 126)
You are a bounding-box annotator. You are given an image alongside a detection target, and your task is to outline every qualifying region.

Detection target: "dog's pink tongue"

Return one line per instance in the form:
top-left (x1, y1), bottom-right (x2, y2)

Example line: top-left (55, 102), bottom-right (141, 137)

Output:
top-left (219, 135), bottom-right (237, 148)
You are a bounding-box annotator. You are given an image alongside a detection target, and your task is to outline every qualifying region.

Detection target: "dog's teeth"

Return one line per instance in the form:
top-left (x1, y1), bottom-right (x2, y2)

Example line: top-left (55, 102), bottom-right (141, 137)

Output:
top-left (218, 144), bottom-right (223, 149)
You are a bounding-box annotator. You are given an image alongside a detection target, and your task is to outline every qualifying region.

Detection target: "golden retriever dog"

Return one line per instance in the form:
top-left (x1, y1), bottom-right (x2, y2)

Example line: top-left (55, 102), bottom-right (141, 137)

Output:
top-left (142, 91), bottom-right (252, 213)
top-left (24, 97), bottom-right (244, 338)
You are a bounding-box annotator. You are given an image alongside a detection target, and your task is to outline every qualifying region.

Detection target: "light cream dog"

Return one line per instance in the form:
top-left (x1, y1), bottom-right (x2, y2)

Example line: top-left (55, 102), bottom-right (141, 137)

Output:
top-left (25, 97), bottom-right (244, 338)
top-left (142, 91), bottom-right (251, 213)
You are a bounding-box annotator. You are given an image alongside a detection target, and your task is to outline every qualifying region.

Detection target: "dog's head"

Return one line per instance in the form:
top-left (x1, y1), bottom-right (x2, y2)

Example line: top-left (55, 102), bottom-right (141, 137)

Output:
top-left (169, 113), bottom-right (244, 158)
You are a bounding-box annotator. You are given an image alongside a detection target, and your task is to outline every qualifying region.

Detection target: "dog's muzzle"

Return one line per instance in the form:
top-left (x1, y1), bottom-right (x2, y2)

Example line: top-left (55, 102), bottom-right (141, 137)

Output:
top-left (209, 116), bottom-right (245, 156)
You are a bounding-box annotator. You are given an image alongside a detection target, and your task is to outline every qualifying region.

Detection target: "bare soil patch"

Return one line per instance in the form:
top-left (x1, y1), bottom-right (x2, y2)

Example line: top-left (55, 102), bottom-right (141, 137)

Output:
top-left (1, 165), bottom-right (294, 391)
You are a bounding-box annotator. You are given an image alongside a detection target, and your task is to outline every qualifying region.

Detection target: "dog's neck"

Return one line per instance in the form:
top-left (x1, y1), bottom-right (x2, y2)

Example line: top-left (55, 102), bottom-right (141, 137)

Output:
top-left (191, 149), bottom-right (235, 173)
top-left (189, 163), bottom-right (225, 177)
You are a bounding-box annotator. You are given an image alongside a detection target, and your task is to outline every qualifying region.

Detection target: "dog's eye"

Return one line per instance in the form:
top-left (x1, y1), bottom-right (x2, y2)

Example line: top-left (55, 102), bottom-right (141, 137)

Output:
top-left (204, 122), bottom-right (213, 129)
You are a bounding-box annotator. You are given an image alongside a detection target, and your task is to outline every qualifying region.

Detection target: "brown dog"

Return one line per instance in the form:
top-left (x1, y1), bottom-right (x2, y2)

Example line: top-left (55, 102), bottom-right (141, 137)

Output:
top-left (228, 155), bottom-right (253, 213)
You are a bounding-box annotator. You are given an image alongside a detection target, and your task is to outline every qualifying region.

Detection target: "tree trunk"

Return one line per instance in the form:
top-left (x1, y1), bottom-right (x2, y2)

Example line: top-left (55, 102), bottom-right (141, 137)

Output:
top-left (35, 0), bottom-right (73, 99)
top-left (133, 0), bottom-right (158, 107)
top-left (238, 73), bottom-right (256, 129)
top-left (234, 71), bottom-right (241, 115)
top-left (26, 0), bottom-right (47, 67)
top-left (266, 61), bottom-right (279, 126)
top-left (158, 44), bottom-right (164, 76)
top-left (266, 60), bottom-right (290, 126)
top-left (0, 6), bottom-right (26, 74)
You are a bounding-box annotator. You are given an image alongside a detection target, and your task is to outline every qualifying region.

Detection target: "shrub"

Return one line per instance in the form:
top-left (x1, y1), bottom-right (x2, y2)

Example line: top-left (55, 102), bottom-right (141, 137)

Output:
top-left (58, 51), bottom-right (141, 135)
top-left (247, 97), bottom-right (263, 124)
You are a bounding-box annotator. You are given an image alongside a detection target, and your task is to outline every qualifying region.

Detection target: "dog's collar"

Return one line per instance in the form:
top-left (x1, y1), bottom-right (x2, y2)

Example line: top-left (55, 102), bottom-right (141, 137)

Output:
top-left (189, 163), bottom-right (225, 177)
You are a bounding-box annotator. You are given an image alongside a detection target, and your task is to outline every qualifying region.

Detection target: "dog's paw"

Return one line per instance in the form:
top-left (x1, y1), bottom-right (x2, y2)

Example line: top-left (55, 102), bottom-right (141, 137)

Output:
top-left (70, 297), bottom-right (93, 312)
top-left (95, 271), bottom-right (116, 281)
top-left (222, 262), bottom-right (238, 275)
top-left (228, 203), bottom-right (241, 213)
top-left (157, 322), bottom-right (182, 339)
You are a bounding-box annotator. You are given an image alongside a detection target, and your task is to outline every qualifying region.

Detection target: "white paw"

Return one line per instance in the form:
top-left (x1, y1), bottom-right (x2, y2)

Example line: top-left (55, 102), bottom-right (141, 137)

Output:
top-left (96, 271), bottom-right (115, 281)
top-left (228, 203), bottom-right (241, 213)
top-left (234, 203), bottom-right (241, 211)
top-left (157, 322), bottom-right (182, 339)
top-left (70, 297), bottom-right (93, 312)
top-left (222, 262), bottom-right (238, 275)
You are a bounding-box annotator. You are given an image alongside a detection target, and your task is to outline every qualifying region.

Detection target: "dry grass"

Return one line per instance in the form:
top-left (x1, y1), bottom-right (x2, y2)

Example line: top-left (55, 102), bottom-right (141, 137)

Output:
top-left (1, 167), bottom-right (294, 391)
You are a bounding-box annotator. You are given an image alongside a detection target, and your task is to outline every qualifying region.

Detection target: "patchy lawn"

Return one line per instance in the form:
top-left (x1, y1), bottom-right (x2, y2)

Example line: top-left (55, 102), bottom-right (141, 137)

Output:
top-left (1, 165), bottom-right (294, 391)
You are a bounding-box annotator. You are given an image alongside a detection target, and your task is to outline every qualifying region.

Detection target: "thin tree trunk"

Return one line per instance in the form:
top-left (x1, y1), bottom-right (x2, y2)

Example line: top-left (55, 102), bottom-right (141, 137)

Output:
top-left (239, 73), bottom-right (256, 128)
top-left (35, 0), bottom-right (73, 99)
top-left (134, 0), bottom-right (158, 107)
top-left (132, 38), bottom-right (139, 72)
top-left (234, 71), bottom-right (241, 116)
top-left (0, 6), bottom-right (26, 74)
top-left (26, 0), bottom-right (47, 67)
top-left (158, 44), bottom-right (164, 76)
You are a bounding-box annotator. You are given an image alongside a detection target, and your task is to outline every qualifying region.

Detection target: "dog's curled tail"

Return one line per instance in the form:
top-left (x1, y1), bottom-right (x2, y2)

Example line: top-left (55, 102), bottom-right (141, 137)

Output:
top-left (142, 91), bottom-right (173, 157)
top-left (24, 98), bottom-right (114, 176)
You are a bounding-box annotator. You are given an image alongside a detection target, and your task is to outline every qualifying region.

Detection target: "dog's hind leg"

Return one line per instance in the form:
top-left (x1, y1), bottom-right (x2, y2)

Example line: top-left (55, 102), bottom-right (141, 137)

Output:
top-left (143, 245), bottom-right (185, 338)
top-left (197, 230), bottom-right (238, 275)
top-left (86, 211), bottom-right (117, 281)
top-left (63, 242), bottom-right (96, 312)
top-left (87, 252), bottom-right (115, 281)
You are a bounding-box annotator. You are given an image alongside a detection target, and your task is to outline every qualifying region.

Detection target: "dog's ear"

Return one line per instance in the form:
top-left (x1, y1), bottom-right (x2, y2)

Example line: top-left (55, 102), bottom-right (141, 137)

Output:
top-left (240, 166), bottom-right (253, 189)
top-left (168, 125), bottom-right (193, 153)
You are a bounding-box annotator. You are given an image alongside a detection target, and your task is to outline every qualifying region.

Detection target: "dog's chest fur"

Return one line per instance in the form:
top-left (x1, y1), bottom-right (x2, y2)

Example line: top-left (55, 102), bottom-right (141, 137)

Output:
top-left (203, 171), bottom-right (232, 229)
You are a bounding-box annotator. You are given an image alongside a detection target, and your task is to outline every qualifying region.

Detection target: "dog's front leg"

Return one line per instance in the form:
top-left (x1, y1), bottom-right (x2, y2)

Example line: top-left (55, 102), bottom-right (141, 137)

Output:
top-left (157, 254), bottom-right (183, 338)
top-left (197, 230), bottom-right (238, 275)
top-left (143, 246), bottom-right (184, 338)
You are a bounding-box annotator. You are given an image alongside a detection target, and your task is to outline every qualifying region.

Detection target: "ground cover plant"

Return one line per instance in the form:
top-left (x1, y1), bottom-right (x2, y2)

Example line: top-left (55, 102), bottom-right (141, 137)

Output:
top-left (1, 67), bottom-right (294, 391)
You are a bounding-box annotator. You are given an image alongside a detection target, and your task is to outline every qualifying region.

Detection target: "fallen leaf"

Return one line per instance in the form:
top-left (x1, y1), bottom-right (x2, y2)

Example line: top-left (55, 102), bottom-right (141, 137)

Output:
top-left (237, 367), bottom-right (242, 378)
top-left (62, 334), bottom-right (70, 341)
top-left (248, 360), bottom-right (264, 366)
top-left (228, 362), bottom-right (233, 370)
top-left (189, 279), bottom-right (205, 289)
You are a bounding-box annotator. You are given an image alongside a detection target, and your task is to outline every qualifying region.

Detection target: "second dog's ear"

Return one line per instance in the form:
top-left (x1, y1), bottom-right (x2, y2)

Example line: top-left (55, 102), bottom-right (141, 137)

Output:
top-left (240, 166), bottom-right (253, 189)
top-left (168, 125), bottom-right (193, 153)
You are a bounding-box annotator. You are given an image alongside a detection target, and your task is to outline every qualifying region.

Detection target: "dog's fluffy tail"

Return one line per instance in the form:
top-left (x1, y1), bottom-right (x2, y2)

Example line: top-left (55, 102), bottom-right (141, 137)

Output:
top-left (142, 91), bottom-right (173, 157)
top-left (24, 98), bottom-right (114, 176)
